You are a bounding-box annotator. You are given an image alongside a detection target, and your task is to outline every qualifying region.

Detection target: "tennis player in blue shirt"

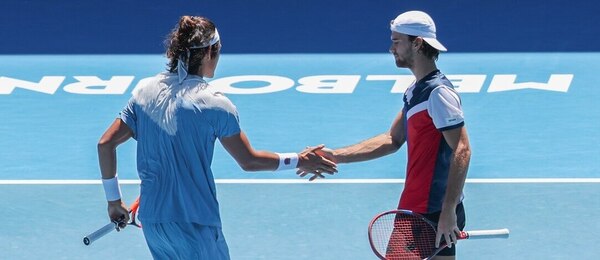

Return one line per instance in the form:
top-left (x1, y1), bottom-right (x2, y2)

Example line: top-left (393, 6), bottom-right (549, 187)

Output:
top-left (97, 16), bottom-right (336, 259)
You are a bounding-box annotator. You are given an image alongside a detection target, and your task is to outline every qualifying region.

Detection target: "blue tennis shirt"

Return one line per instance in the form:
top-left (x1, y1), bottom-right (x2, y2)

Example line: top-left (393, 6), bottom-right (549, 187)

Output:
top-left (120, 72), bottom-right (241, 227)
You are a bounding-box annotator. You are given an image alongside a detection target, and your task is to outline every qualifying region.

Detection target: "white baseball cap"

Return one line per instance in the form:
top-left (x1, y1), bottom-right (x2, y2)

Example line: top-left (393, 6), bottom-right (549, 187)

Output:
top-left (390, 11), bottom-right (447, 52)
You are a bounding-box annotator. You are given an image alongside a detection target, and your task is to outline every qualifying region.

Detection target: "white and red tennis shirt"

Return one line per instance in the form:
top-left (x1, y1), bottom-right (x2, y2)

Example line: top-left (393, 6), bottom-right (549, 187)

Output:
top-left (398, 70), bottom-right (465, 214)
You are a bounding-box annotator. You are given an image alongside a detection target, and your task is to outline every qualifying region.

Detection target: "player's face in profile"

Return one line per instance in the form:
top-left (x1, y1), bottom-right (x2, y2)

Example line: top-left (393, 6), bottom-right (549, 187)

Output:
top-left (389, 32), bottom-right (413, 68)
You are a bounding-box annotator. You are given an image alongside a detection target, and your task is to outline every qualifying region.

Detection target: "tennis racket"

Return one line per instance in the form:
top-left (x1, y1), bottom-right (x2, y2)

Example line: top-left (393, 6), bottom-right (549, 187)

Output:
top-left (83, 197), bottom-right (142, 246)
top-left (368, 209), bottom-right (509, 260)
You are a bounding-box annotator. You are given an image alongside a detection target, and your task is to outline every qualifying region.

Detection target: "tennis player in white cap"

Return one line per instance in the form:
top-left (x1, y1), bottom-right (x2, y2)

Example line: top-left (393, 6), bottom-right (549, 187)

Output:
top-left (301, 11), bottom-right (471, 260)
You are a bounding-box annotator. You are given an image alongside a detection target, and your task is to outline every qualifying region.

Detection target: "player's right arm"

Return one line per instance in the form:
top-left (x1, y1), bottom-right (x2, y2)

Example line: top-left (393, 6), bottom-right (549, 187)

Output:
top-left (219, 131), bottom-right (337, 174)
top-left (98, 118), bottom-right (133, 225)
top-left (320, 109), bottom-right (406, 163)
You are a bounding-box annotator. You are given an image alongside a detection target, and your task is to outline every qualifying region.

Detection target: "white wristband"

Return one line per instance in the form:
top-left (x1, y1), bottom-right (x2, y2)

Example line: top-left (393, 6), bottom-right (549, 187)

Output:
top-left (275, 153), bottom-right (299, 171)
top-left (102, 175), bottom-right (122, 201)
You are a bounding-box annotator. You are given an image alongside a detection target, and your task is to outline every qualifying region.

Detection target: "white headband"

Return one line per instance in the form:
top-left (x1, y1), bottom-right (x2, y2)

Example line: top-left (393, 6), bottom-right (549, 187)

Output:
top-left (191, 28), bottom-right (220, 49)
top-left (178, 28), bottom-right (220, 84)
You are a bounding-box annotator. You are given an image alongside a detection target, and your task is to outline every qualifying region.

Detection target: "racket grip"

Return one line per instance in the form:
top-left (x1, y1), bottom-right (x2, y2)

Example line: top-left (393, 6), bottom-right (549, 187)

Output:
top-left (463, 228), bottom-right (510, 239)
top-left (83, 222), bottom-right (117, 245)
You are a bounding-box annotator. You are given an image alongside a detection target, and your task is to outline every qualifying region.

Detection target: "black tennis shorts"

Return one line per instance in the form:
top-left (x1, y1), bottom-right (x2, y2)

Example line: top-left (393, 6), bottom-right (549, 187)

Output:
top-left (422, 202), bottom-right (466, 256)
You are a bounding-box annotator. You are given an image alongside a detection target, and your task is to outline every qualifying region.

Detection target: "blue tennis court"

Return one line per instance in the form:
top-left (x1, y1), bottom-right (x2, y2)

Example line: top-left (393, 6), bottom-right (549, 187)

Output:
top-left (1, 53), bottom-right (599, 259)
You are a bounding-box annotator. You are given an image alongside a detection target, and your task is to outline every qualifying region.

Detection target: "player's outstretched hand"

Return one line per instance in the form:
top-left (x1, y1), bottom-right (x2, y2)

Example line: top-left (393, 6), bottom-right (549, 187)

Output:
top-left (296, 145), bottom-right (337, 181)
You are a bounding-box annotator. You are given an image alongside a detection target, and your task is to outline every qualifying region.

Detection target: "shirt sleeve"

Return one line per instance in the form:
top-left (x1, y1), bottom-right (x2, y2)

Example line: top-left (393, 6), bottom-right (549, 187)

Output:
top-left (427, 85), bottom-right (465, 131)
top-left (212, 93), bottom-right (241, 138)
top-left (119, 97), bottom-right (138, 139)
top-left (216, 110), bottom-right (241, 138)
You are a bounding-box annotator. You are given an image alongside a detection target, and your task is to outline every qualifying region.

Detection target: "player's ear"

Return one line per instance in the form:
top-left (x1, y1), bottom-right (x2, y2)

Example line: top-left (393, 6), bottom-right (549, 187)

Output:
top-left (206, 46), bottom-right (213, 60)
top-left (413, 37), bottom-right (423, 50)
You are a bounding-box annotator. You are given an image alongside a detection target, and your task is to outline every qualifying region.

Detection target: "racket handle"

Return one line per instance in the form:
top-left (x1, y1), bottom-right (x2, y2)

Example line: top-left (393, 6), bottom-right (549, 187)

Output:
top-left (462, 228), bottom-right (510, 239)
top-left (83, 222), bottom-right (117, 245)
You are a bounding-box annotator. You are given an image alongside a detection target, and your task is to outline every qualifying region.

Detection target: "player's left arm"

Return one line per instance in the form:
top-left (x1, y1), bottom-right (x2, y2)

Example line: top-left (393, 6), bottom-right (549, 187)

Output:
top-left (427, 85), bottom-right (472, 248)
top-left (436, 126), bottom-right (471, 248)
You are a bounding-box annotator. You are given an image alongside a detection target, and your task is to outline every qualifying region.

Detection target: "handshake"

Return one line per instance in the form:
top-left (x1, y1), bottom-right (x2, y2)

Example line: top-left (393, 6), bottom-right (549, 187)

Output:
top-left (295, 144), bottom-right (338, 181)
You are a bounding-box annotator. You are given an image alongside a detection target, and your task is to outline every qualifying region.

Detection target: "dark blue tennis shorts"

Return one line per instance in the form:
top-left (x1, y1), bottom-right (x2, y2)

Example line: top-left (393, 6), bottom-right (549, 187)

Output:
top-left (422, 202), bottom-right (466, 256)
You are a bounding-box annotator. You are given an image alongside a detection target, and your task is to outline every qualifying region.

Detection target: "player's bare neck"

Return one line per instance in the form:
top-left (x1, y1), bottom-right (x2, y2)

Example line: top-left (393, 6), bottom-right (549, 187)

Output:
top-left (411, 59), bottom-right (438, 82)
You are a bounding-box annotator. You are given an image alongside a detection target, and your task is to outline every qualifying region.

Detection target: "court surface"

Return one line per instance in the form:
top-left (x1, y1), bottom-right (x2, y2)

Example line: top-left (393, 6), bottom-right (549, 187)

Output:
top-left (1, 53), bottom-right (599, 259)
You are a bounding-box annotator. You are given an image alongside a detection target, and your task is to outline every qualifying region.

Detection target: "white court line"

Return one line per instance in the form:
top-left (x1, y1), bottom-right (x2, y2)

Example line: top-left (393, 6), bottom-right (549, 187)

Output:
top-left (0, 178), bottom-right (600, 184)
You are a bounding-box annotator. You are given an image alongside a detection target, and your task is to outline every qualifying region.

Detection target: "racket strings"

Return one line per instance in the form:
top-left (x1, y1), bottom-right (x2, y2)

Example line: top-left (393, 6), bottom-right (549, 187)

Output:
top-left (371, 213), bottom-right (437, 260)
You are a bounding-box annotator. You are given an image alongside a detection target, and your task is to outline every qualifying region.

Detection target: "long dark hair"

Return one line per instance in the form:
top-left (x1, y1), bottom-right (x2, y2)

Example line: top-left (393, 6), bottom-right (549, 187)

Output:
top-left (165, 16), bottom-right (220, 74)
